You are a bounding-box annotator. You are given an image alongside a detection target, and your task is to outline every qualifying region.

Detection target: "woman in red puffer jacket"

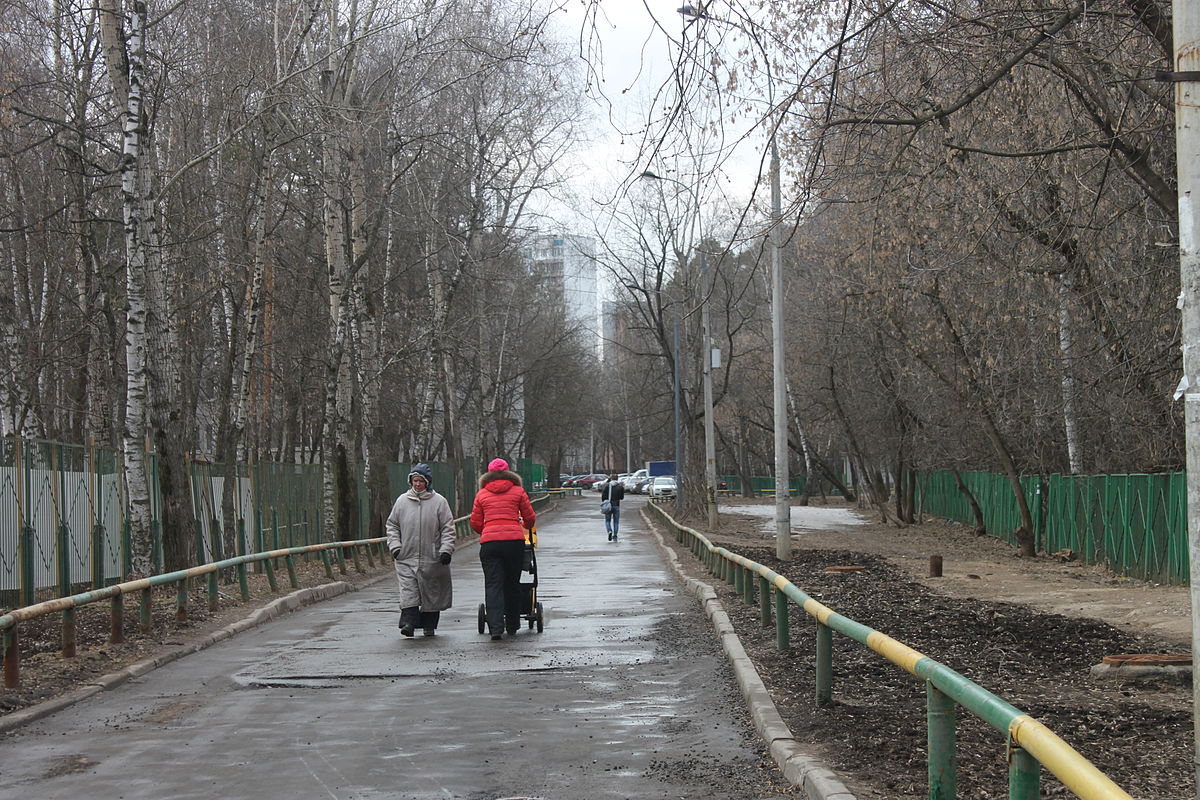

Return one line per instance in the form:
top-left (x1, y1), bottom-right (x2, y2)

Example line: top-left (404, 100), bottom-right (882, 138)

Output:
top-left (470, 458), bottom-right (536, 640)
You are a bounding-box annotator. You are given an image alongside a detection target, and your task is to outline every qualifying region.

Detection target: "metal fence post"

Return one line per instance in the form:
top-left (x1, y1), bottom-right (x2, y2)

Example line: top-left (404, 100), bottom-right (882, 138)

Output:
top-left (207, 569), bottom-right (219, 612)
top-left (815, 622), bottom-right (833, 706)
top-left (236, 518), bottom-right (249, 600)
top-left (1008, 744), bottom-right (1039, 799)
top-left (775, 590), bottom-right (790, 650)
top-left (927, 681), bottom-right (957, 799)
top-left (110, 593), bottom-right (124, 643)
top-left (759, 577), bottom-right (771, 626)
top-left (254, 510), bottom-right (265, 574)
top-left (92, 524), bottom-right (105, 590)
top-left (176, 578), bottom-right (189, 621)
top-left (57, 521), bottom-right (71, 599)
top-left (19, 523), bottom-right (35, 607)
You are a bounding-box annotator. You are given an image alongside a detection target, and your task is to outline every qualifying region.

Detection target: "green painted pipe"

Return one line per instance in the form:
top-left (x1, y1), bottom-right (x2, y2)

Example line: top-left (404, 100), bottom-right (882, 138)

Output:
top-left (285, 553), bottom-right (298, 588)
top-left (775, 589), bottom-right (789, 650)
top-left (20, 524), bottom-right (34, 607)
top-left (237, 519), bottom-right (250, 600)
top-left (208, 570), bottom-right (219, 612)
top-left (815, 622), bottom-right (832, 706)
top-left (110, 594), bottom-right (124, 644)
top-left (92, 524), bottom-right (106, 593)
top-left (927, 681), bottom-right (956, 799)
top-left (62, 606), bottom-right (76, 658)
top-left (264, 554), bottom-right (278, 592)
top-left (758, 577), bottom-right (771, 627)
top-left (1009, 745), bottom-right (1039, 799)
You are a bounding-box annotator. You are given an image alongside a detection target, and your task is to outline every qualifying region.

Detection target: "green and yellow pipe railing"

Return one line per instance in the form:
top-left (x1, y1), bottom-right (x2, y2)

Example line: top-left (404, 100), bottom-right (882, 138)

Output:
top-left (648, 503), bottom-right (1133, 800)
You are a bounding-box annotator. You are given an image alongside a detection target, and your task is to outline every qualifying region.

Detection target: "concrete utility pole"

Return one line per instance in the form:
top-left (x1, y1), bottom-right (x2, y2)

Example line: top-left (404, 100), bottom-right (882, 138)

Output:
top-left (1173, 2), bottom-right (1200, 793)
top-left (700, 247), bottom-right (719, 530)
top-left (677, 4), bottom-right (790, 557)
top-left (770, 135), bottom-right (791, 560)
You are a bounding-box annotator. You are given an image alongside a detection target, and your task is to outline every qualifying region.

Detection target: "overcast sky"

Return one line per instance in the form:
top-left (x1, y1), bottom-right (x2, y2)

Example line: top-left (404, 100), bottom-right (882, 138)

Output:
top-left (538, 0), bottom-right (771, 239)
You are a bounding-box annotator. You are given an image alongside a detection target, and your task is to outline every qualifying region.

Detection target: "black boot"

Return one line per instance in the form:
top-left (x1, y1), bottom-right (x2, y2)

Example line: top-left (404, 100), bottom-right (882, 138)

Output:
top-left (399, 606), bottom-right (418, 637)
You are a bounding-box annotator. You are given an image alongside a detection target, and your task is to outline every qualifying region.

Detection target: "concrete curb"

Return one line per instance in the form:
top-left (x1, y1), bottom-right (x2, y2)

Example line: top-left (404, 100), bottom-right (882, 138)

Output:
top-left (644, 512), bottom-right (858, 800)
top-left (0, 573), bottom-right (393, 735)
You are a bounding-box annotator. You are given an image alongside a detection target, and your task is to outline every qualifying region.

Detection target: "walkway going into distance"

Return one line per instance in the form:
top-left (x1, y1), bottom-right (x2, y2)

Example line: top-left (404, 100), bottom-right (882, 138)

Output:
top-left (0, 496), bottom-right (799, 800)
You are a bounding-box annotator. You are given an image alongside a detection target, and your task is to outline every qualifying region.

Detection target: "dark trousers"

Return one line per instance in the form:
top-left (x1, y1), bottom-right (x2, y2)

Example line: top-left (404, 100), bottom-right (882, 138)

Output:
top-left (400, 607), bottom-right (441, 631)
top-left (480, 539), bottom-right (525, 634)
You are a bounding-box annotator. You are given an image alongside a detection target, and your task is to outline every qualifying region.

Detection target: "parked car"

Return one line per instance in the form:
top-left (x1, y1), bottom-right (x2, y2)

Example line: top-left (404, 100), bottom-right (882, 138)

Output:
top-left (648, 476), bottom-right (676, 498)
top-left (631, 477), bottom-right (652, 494)
top-left (577, 473), bottom-right (608, 490)
top-left (622, 469), bottom-right (648, 492)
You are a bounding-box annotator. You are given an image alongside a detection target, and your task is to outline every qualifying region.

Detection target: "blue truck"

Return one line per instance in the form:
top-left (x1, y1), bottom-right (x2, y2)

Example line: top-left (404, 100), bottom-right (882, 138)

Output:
top-left (646, 460), bottom-right (675, 477)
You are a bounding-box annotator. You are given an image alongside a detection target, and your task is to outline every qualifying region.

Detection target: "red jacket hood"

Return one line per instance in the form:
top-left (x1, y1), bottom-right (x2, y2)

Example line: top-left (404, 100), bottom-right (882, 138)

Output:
top-left (484, 478), bottom-right (515, 494)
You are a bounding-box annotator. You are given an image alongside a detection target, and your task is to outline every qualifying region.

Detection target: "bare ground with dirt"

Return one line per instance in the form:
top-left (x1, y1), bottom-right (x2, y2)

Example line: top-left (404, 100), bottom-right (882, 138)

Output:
top-left (659, 496), bottom-right (1192, 799)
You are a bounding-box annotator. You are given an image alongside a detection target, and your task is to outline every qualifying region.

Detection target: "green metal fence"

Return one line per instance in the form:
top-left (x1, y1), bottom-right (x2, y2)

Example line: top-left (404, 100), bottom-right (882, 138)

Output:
top-left (1, 435), bottom-right (543, 604)
top-left (917, 470), bottom-right (1188, 584)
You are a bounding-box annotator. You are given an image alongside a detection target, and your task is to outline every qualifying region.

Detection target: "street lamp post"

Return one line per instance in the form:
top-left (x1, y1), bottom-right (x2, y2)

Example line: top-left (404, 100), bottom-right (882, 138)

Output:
top-left (624, 282), bottom-right (683, 509)
top-left (677, 6), bottom-right (790, 558)
top-left (640, 170), bottom-right (719, 529)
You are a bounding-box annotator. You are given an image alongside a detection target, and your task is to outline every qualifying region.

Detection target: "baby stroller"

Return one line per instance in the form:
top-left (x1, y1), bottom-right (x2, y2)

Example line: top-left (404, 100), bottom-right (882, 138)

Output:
top-left (478, 525), bottom-right (545, 634)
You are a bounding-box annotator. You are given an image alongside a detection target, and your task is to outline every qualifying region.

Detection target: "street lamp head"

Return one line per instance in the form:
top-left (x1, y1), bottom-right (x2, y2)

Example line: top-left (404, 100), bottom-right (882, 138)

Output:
top-left (639, 170), bottom-right (662, 181)
top-left (677, 5), bottom-right (706, 19)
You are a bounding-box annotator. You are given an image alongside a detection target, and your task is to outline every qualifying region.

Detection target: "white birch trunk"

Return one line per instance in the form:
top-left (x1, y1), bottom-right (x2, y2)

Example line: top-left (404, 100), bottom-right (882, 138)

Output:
top-left (1059, 274), bottom-right (1084, 473)
top-left (113, 0), bottom-right (153, 575)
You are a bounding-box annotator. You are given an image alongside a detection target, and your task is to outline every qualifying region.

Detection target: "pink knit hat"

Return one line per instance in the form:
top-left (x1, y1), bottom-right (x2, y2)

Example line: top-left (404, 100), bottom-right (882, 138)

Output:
top-left (487, 458), bottom-right (508, 472)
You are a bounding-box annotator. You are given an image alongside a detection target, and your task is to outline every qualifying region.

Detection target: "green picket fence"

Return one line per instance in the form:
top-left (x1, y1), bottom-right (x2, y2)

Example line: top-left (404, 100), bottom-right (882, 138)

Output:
top-left (917, 470), bottom-right (1188, 585)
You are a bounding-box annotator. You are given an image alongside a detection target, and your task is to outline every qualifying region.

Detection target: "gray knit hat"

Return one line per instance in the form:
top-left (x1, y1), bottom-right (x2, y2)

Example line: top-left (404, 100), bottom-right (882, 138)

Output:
top-left (408, 463), bottom-right (434, 487)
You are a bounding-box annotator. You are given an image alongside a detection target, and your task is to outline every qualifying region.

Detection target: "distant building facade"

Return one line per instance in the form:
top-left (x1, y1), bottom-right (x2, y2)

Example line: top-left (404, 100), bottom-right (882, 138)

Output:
top-left (528, 233), bottom-right (599, 351)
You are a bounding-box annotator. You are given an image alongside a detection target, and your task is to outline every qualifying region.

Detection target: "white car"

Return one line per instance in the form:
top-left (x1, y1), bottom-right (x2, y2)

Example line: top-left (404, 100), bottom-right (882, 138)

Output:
top-left (622, 469), bottom-right (648, 491)
top-left (648, 476), bottom-right (676, 497)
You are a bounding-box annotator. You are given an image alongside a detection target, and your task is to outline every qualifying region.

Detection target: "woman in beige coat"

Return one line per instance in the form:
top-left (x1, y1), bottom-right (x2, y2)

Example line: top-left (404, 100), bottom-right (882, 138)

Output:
top-left (385, 463), bottom-right (456, 636)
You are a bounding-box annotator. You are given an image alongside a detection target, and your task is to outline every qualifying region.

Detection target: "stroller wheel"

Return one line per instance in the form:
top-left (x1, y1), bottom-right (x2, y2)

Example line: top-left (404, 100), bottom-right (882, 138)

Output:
top-left (477, 603), bottom-right (486, 634)
top-left (535, 602), bottom-right (544, 633)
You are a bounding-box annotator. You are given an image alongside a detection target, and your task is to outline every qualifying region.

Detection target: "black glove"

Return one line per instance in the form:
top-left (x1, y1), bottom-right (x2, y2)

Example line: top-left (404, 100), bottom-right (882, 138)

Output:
top-left (392, 550), bottom-right (401, 561)
top-left (439, 552), bottom-right (452, 565)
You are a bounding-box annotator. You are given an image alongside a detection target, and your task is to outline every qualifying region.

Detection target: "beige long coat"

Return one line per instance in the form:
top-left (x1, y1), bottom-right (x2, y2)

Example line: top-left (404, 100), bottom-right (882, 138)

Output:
top-left (384, 488), bottom-right (456, 611)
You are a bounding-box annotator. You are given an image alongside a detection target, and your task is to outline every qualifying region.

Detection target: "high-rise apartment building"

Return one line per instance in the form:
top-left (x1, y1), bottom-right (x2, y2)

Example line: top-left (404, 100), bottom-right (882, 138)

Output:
top-left (528, 233), bottom-right (599, 349)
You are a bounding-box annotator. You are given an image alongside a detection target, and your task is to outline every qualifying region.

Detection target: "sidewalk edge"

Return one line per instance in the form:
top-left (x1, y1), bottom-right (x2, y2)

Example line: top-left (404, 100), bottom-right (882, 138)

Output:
top-left (644, 511), bottom-right (859, 800)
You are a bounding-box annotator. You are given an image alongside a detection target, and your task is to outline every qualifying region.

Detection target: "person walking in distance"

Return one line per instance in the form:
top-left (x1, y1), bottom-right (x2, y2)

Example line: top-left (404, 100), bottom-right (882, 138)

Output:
top-left (601, 474), bottom-right (624, 541)
top-left (385, 463), bottom-right (455, 637)
top-left (470, 458), bottom-right (536, 640)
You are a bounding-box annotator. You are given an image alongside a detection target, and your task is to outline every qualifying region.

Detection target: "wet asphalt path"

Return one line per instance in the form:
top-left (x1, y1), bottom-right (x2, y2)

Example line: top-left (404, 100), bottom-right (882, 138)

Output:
top-left (0, 497), bottom-right (779, 800)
